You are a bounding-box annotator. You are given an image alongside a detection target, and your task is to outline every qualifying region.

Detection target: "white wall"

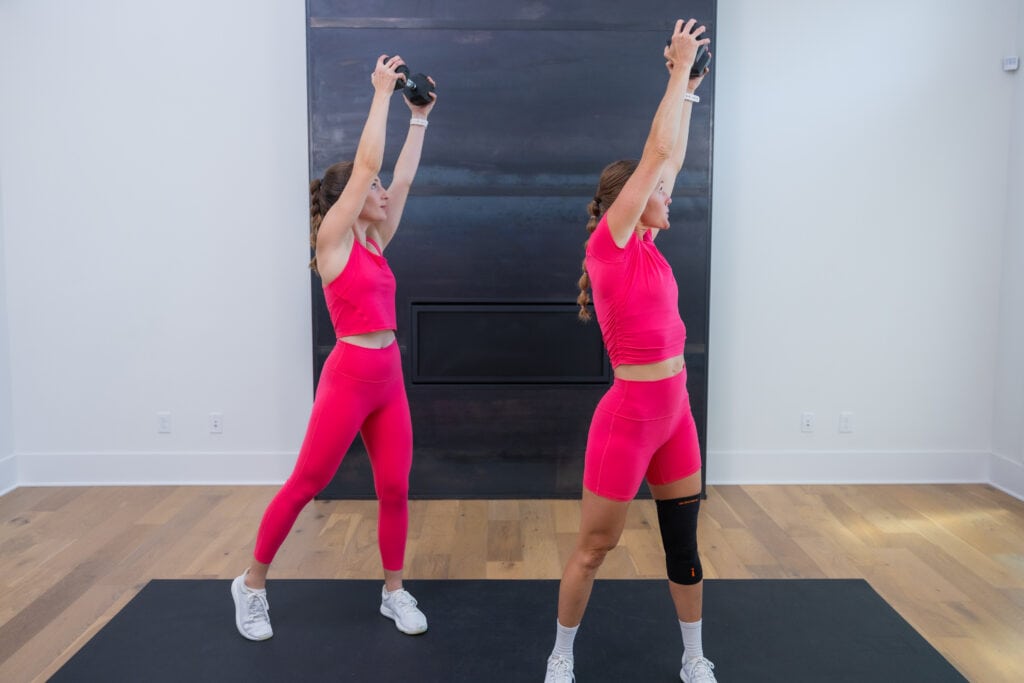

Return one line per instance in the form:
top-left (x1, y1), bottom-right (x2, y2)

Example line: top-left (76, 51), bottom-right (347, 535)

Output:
top-left (708, 0), bottom-right (1018, 483)
top-left (0, 0), bottom-right (311, 484)
top-left (992, 2), bottom-right (1024, 499)
top-left (0, 1), bottom-right (1020, 491)
top-left (0, 175), bottom-right (14, 494)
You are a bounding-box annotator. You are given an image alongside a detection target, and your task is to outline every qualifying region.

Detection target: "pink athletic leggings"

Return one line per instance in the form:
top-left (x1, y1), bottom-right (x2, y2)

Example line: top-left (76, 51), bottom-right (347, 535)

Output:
top-left (254, 340), bottom-right (412, 570)
top-left (583, 368), bottom-right (702, 501)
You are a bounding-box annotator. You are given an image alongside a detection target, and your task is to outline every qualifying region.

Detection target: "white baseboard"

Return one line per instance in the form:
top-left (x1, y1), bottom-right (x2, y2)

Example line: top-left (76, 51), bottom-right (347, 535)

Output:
top-left (990, 452), bottom-right (1024, 501)
top-left (0, 453), bottom-right (17, 496)
top-left (706, 449), bottom-right (991, 485)
top-left (12, 448), bottom-right (996, 489)
top-left (16, 450), bottom-right (295, 486)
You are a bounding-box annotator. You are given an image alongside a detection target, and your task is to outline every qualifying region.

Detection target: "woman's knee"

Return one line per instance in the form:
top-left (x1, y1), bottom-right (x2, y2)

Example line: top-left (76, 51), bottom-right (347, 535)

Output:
top-left (375, 476), bottom-right (410, 506)
top-left (575, 536), bottom-right (619, 573)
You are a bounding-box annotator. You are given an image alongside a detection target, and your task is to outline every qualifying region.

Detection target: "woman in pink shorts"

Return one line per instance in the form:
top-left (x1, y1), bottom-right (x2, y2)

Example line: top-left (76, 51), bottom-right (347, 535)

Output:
top-left (544, 19), bottom-right (716, 683)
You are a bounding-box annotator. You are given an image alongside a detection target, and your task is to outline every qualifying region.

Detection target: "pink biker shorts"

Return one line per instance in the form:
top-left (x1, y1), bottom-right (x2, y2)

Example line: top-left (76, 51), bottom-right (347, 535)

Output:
top-left (583, 367), bottom-right (702, 501)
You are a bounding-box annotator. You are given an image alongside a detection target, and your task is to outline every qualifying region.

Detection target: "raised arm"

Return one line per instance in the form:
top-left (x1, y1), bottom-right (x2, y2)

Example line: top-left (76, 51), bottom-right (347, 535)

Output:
top-left (661, 56), bottom-right (710, 191)
top-left (650, 48), bottom-right (711, 242)
top-left (316, 55), bottom-right (404, 281)
top-left (372, 78), bottom-right (437, 249)
top-left (604, 19), bottom-right (710, 247)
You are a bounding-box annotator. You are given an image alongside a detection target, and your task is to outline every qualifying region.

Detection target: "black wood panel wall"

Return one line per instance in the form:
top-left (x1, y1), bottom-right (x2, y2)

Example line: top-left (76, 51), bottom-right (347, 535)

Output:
top-left (309, 1), bottom-right (717, 499)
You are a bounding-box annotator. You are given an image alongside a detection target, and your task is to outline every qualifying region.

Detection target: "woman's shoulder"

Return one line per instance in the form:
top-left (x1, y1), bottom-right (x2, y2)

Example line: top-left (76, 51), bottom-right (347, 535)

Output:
top-left (318, 233), bottom-right (359, 288)
top-left (587, 214), bottom-right (630, 262)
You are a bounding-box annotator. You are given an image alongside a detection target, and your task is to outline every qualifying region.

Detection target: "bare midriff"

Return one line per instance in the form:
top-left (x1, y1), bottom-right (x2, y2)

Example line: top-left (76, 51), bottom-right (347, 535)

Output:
top-left (613, 353), bottom-right (685, 382)
top-left (338, 330), bottom-right (396, 349)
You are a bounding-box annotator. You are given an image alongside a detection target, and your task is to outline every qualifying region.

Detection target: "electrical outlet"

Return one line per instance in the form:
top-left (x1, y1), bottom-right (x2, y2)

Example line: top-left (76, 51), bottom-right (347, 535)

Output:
top-left (839, 411), bottom-right (854, 433)
top-left (801, 412), bottom-right (815, 433)
top-left (157, 411), bottom-right (172, 434)
top-left (209, 413), bottom-right (224, 434)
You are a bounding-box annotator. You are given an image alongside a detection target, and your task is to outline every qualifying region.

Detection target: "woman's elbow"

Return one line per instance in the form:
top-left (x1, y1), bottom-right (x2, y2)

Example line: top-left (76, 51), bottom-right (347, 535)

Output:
top-left (353, 154), bottom-right (382, 175)
top-left (647, 141), bottom-right (673, 162)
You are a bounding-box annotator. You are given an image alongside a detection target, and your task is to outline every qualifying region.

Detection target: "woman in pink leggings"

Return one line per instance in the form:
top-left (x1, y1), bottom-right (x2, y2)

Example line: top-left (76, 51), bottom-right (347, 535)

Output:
top-left (230, 54), bottom-right (435, 641)
top-left (544, 20), bottom-right (716, 683)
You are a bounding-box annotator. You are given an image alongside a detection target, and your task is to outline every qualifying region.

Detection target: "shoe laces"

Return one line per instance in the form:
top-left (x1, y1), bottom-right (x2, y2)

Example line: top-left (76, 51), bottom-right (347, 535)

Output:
top-left (547, 655), bottom-right (575, 682)
top-left (245, 591), bottom-right (270, 626)
top-left (684, 656), bottom-right (716, 682)
top-left (389, 589), bottom-right (418, 613)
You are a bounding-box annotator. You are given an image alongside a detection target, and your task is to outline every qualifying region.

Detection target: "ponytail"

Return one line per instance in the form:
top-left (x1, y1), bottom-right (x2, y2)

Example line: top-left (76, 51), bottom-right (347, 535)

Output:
top-left (309, 178), bottom-right (324, 274)
top-left (308, 161), bottom-right (355, 276)
top-left (576, 159), bottom-right (639, 322)
top-left (577, 197), bottom-right (602, 321)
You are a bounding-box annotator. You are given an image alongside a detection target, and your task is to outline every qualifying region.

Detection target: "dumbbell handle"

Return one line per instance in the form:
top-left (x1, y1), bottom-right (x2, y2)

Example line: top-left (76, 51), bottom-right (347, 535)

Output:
top-left (394, 64), bottom-right (411, 92)
top-left (382, 57), bottom-right (434, 104)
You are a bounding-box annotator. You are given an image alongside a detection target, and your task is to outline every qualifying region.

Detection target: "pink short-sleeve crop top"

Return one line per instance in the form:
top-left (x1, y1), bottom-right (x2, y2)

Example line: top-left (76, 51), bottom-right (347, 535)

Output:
top-left (323, 237), bottom-right (397, 337)
top-left (585, 215), bottom-right (686, 368)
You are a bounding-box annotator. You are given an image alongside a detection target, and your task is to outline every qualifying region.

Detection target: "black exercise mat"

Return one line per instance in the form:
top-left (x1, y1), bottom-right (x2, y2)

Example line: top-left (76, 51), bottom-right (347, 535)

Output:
top-left (51, 579), bottom-right (965, 682)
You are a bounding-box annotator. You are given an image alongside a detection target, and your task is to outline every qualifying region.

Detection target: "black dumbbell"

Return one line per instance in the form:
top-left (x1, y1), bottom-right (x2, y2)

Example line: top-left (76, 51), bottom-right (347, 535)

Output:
top-left (665, 37), bottom-right (711, 78)
top-left (383, 57), bottom-right (435, 106)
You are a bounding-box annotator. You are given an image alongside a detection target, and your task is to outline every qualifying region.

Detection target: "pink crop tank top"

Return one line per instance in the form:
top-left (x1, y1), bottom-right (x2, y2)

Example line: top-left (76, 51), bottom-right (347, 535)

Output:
top-left (585, 215), bottom-right (687, 368)
top-left (323, 237), bottom-right (397, 337)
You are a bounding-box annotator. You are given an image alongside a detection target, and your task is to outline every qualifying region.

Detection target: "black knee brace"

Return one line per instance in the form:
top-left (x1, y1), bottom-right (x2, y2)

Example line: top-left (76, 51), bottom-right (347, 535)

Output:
top-left (656, 494), bottom-right (703, 585)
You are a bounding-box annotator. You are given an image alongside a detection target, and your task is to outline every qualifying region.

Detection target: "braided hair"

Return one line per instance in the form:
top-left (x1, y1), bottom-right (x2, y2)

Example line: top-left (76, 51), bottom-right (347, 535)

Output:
top-left (308, 161), bottom-right (354, 275)
top-left (577, 159), bottom-right (639, 321)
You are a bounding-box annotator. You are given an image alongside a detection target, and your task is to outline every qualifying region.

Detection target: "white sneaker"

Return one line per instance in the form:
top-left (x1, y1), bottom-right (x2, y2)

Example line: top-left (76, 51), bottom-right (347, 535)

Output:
top-left (380, 586), bottom-right (428, 634)
top-left (680, 655), bottom-right (716, 683)
top-left (544, 654), bottom-right (575, 682)
top-left (230, 572), bottom-right (273, 641)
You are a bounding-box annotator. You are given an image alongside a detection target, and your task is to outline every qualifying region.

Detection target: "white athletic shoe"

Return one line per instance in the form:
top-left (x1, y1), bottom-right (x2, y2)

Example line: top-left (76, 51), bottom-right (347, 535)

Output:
top-left (544, 654), bottom-right (575, 682)
top-left (230, 573), bottom-right (273, 641)
top-left (380, 586), bottom-right (428, 634)
top-left (680, 655), bottom-right (716, 683)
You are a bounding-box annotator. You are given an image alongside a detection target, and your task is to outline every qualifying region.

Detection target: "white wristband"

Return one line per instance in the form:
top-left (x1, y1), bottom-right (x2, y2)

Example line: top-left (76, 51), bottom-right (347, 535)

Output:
top-left (410, 117), bottom-right (429, 128)
top-left (683, 92), bottom-right (700, 104)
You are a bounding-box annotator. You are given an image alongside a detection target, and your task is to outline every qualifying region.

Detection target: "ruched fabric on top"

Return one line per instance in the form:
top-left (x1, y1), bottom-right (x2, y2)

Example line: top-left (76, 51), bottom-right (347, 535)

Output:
top-left (585, 215), bottom-right (687, 368)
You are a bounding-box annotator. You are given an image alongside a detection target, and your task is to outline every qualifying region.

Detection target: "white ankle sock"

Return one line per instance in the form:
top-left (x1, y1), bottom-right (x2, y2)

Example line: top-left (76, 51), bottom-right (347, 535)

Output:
top-left (680, 618), bottom-right (703, 661)
top-left (242, 571), bottom-right (265, 594)
top-left (551, 621), bottom-right (578, 659)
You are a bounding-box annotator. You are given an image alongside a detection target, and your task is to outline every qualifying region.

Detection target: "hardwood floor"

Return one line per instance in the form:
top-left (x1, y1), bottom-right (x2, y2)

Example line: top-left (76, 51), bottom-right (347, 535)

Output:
top-left (1, 484), bottom-right (1022, 681)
